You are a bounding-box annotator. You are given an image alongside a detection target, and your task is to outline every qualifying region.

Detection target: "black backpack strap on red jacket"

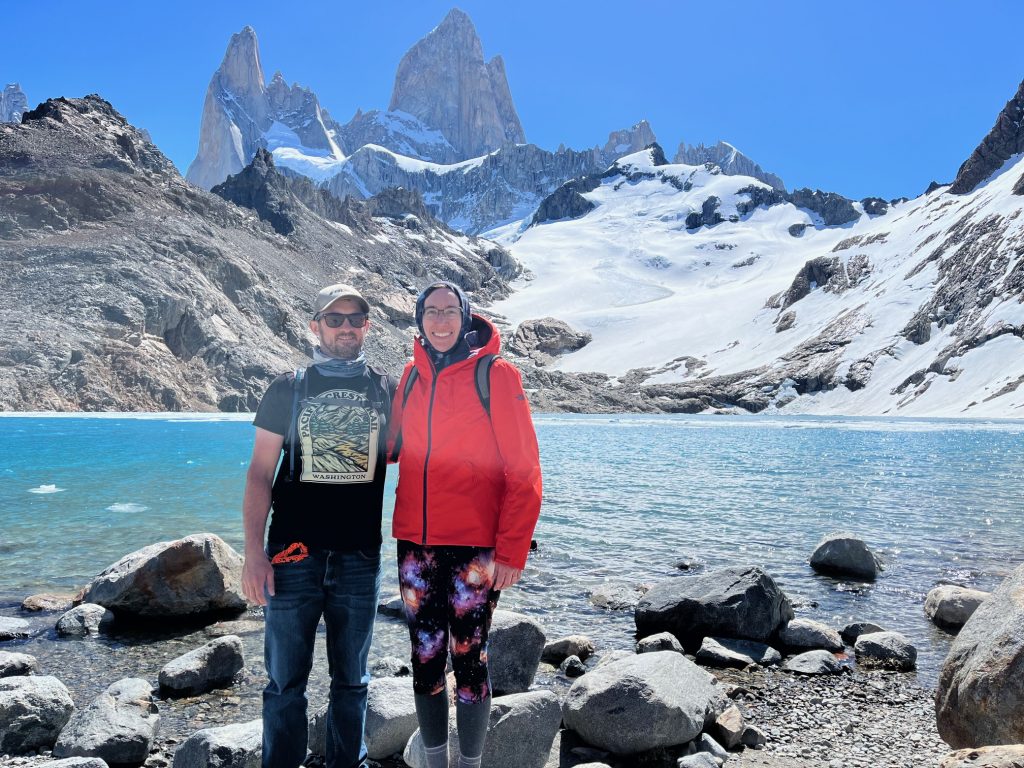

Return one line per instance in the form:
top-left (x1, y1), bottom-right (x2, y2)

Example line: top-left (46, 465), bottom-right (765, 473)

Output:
top-left (286, 367), bottom-right (308, 483)
top-left (390, 366), bottom-right (418, 462)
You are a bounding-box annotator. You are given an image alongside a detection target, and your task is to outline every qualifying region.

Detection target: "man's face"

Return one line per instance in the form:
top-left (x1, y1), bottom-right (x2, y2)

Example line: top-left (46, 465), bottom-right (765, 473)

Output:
top-left (422, 288), bottom-right (462, 353)
top-left (309, 297), bottom-right (369, 360)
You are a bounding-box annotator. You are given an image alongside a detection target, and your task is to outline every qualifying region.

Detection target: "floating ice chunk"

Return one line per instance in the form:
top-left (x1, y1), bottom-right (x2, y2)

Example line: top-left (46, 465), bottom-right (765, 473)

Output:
top-left (29, 484), bottom-right (64, 494)
top-left (106, 503), bottom-right (148, 513)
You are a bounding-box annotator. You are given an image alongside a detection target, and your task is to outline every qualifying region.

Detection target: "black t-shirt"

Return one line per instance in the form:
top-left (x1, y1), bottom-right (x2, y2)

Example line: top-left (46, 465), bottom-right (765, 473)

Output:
top-left (253, 367), bottom-right (396, 552)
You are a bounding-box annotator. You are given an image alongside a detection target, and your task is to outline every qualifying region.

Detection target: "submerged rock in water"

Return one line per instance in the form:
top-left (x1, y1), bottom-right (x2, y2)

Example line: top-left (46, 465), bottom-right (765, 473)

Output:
top-left (809, 532), bottom-right (882, 580)
top-left (925, 585), bottom-right (989, 631)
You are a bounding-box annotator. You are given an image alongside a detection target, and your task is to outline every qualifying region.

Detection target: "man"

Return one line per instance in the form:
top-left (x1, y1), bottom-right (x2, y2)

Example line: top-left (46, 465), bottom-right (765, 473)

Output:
top-left (242, 283), bottom-right (396, 768)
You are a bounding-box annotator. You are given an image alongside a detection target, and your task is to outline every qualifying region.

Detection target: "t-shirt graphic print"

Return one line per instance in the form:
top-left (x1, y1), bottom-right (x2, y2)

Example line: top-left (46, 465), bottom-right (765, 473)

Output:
top-left (297, 388), bottom-right (380, 483)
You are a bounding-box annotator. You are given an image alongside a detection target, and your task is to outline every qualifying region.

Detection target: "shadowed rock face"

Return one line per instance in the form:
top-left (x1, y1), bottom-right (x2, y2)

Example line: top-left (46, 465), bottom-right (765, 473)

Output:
top-left (388, 9), bottom-right (525, 160)
top-left (950, 78), bottom-right (1024, 195)
top-left (0, 96), bottom-right (514, 411)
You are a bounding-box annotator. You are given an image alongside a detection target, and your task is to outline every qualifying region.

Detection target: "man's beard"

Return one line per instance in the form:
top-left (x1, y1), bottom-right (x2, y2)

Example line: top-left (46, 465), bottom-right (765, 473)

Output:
top-left (321, 335), bottom-right (362, 360)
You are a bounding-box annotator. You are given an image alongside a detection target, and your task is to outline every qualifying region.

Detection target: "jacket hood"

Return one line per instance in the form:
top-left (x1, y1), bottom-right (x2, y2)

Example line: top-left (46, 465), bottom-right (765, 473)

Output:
top-left (413, 313), bottom-right (501, 375)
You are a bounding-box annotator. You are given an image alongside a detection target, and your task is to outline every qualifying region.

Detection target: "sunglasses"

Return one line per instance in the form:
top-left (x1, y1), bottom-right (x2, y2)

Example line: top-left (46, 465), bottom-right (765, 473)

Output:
top-left (318, 312), bottom-right (368, 328)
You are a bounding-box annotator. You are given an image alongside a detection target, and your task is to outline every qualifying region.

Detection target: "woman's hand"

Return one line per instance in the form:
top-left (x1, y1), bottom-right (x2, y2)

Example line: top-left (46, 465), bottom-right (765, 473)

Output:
top-left (493, 562), bottom-right (523, 591)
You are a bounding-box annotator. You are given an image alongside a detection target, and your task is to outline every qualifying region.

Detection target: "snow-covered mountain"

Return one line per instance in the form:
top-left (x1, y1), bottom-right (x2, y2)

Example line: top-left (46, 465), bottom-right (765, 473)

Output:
top-left (675, 139), bottom-right (785, 190)
top-left (1, 83), bottom-right (27, 123)
top-left (491, 83), bottom-right (1024, 417)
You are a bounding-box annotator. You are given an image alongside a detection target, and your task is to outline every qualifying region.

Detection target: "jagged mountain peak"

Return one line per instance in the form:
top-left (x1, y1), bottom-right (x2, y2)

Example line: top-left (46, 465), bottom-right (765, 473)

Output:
top-left (675, 139), bottom-right (785, 191)
top-left (219, 25), bottom-right (265, 94)
top-left (388, 8), bottom-right (525, 159)
top-left (950, 77), bottom-right (1024, 195)
top-left (601, 120), bottom-right (658, 162)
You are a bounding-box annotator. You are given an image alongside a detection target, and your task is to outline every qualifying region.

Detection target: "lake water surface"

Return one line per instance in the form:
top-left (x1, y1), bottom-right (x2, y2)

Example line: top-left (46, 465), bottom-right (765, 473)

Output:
top-left (2, 413), bottom-right (1022, 686)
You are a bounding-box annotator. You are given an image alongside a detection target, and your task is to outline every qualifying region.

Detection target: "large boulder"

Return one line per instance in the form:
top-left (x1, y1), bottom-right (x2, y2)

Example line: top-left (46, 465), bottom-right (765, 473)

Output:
top-left (783, 650), bottom-right (844, 675)
top-left (488, 611), bottom-right (545, 694)
top-left (854, 631), bottom-right (916, 671)
top-left (636, 632), bottom-right (683, 654)
top-left (172, 720), bottom-right (262, 768)
top-left (634, 566), bottom-right (793, 648)
top-left (561, 651), bottom-right (726, 754)
top-left (541, 635), bottom-right (595, 664)
top-left (0, 650), bottom-right (37, 677)
top-left (55, 603), bottom-right (115, 637)
top-left (778, 618), bottom-right (844, 651)
top-left (809, 533), bottom-right (881, 580)
top-left (936, 564), bottom-right (1024, 748)
top-left (0, 675), bottom-right (75, 754)
top-left (695, 637), bottom-right (781, 668)
top-left (83, 533), bottom-right (246, 618)
top-left (48, 759), bottom-right (110, 768)
top-left (939, 745), bottom-right (1024, 768)
top-left (926, 585), bottom-right (990, 631)
top-left (366, 676), bottom-right (418, 760)
top-left (0, 616), bottom-right (32, 640)
top-left (840, 621), bottom-right (885, 644)
top-left (403, 690), bottom-right (561, 768)
top-left (159, 635), bottom-right (244, 696)
top-left (53, 678), bottom-right (159, 764)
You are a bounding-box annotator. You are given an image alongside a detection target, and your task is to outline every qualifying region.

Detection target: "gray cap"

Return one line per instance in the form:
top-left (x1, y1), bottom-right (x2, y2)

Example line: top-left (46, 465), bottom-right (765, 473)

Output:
top-left (314, 283), bottom-right (370, 315)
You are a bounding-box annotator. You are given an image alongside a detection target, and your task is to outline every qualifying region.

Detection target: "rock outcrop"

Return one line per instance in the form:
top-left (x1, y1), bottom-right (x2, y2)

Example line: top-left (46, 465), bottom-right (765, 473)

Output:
top-left (52, 678), bottom-right (159, 764)
top-left (950, 78), bottom-right (1024, 194)
top-left (507, 318), bottom-right (591, 366)
top-left (388, 9), bottom-right (525, 160)
top-left (675, 139), bottom-right (785, 190)
top-left (1, 83), bottom-right (28, 123)
top-left (602, 121), bottom-right (658, 165)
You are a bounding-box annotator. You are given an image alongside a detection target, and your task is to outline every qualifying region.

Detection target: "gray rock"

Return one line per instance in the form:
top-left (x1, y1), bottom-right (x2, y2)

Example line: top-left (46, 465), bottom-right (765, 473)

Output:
top-left (21, 593), bottom-right (76, 612)
top-left (636, 632), bottom-right (684, 654)
top-left (53, 677), bottom-right (159, 763)
top-left (925, 585), bottom-right (990, 631)
top-left (541, 635), bottom-right (595, 664)
top-left (48, 759), bottom-right (110, 768)
top-left (674, 140), bottom-right (785, 190)
top-left (854, 631), bottom-right (916, 671)
top-left (698, 733), bottom-right (728, 760)
top-left (559, 655), bottom-right (587, 678)
top-left (159, 635), bottom-right (245, 696)
top-left (377, 594), bottom-right (405, 618)
top-left (0, 650), bottom-right (37, 677)
top-left (55, 603), bottom-right (115, 637)
top-left (562, 651), bottom-right (725, 754)
top-left (949, 79), bottom-right (1024, 194)
top-left (172, 719), bottom-right (261, 768)
top-left (840, 621), bottom-right (886, 644)
top-left (530, 176), bottom-right (598, 226)
top-left (937, 563), bottom-right (1024, 748)
top-left (779, 618), bottom-right (844, 651)
top-left (371, 656), bottom-right (411, 677)
top-left (939, 745), bottom-right (1024, 768)
top-left (595, 650), bottom-right (633, 667)
top-left (84, 534), bottom-right (246, 618)
top-left (784, 188), bottom-right (860, 226)
top-left (507, 318), bottom-right (592, 366)
top-left (809, 533), bottom-right (882, 580)
top-left (0, 616), bottom-right (31, 640)
top-left (0, 675), bottom-right (75, 754)
top-left (365, 676), bottom-right (418, 760)
top-left (404, 690), bottom-right (560, 768)
top-left (696, 636), bottom-right (781, 668)
top-left (488, 610), bottom-right (545, 694)
top-left (783, 650), bottom-right (844, 675)
top-left (589, 583), bottom-right (648, 611)
top-left (740, 725), bottom-right (768, 748)
top-left (635, 566), bottom-right (793, 647)
top-left (677, 755), bottom-right (718, 768)
top-left (711, 703), bottom-right (746, 749)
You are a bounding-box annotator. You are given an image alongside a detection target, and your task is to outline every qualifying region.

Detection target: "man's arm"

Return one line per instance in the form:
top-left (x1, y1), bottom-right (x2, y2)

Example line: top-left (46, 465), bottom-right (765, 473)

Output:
top-left (241, 427), bottom-right (284, 607)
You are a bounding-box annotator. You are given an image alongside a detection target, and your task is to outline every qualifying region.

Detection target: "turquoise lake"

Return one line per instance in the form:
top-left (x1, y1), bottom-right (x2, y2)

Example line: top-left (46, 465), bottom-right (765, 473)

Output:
top-left (1, 413), bottom-right (1022, 685)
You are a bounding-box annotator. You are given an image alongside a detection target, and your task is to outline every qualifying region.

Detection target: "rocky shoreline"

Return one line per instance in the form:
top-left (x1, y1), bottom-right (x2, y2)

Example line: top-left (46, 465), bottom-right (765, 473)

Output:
top-left (1, 533), bottom-right (1019, 768)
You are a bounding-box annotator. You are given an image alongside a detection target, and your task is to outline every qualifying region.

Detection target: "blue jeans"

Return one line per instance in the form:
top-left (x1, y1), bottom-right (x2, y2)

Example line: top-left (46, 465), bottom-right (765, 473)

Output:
top-left (263, 543), bottom-right (381, 768)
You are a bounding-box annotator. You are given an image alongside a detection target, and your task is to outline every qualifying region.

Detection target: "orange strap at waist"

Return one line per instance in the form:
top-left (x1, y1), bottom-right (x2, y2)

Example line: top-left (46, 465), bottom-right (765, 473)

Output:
top-left (271, 541), bottom-right (309, 564)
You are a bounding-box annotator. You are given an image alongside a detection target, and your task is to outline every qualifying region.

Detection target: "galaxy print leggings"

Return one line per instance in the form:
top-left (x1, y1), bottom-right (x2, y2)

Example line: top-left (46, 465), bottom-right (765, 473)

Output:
top-left (397, 540), bottom-right (501, 704)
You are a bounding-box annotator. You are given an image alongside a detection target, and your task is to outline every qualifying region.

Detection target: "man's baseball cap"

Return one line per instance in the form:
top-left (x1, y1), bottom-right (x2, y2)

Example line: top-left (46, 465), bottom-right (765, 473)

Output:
top-left (314, 283), bottom-right (370, 315)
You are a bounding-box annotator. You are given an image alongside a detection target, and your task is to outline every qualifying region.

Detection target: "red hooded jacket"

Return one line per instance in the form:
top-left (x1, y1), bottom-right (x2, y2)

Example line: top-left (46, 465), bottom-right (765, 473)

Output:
top-left (388, 315), bottom-right (542, 569)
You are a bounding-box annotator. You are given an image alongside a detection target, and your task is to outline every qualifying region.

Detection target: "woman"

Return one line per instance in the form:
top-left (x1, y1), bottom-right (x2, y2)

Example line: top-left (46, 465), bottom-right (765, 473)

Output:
top-left (389, 281), bottom-right (542, 768)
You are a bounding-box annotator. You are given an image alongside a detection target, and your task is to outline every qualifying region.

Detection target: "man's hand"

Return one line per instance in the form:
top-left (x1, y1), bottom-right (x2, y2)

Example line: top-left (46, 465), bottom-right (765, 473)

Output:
top-left (242, 551), bottom-right (275, 606)
top-left (493, 562), bottom-right (523, 591)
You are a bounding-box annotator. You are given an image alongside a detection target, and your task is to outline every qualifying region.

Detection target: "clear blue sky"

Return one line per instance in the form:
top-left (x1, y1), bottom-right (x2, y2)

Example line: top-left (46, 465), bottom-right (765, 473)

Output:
top-left (3, 1), bottom-right (1023, 200)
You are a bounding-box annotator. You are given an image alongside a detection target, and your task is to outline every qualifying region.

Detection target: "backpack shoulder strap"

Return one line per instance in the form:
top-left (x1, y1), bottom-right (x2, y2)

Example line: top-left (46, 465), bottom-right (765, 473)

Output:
top-left (474, 354), bottom-right (498, 417)
top-left (401, 366), bottom-right (419, 408)
top-left (390, 364), bottom-right (417, 463)
top-left (287, 367), bottom-right (307, 482)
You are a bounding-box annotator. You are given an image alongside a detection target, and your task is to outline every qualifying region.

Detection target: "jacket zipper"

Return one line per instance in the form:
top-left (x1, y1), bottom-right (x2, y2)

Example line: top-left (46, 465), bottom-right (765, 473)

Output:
top-left (421, 371), bottom-right (440, 544)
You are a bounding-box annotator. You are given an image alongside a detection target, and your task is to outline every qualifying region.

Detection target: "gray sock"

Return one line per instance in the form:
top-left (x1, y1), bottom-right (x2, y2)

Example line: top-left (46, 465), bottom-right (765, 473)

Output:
top-left (423, 741), bottom-right (449, 768)
top-left (455, 695), bottom-right (490, 764)
top-left (415, 689), bottom-right (451, 763)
